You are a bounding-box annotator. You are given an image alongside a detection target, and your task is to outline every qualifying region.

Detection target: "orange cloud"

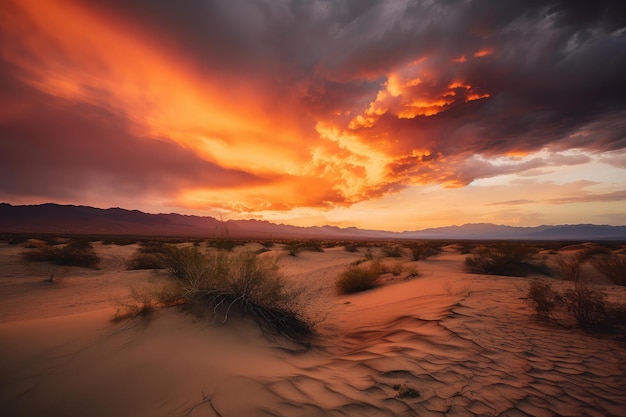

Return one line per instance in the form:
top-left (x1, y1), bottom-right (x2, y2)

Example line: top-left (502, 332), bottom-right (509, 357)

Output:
top-left (349, 65), bottom-right (491, 128)
top-left (1, 0), bottom-right (323, 211)
top-left (474, 48), bottom-right (494, 57)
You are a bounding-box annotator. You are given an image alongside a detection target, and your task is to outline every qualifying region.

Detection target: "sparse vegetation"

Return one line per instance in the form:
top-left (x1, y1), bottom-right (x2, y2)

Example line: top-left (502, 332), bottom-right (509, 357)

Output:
top-left (556, 255), bottom-right (584, 282)
top-left (382, 244), bottom-right (403, 258)
top-left (336, 262), bottom-right (381, 294)
top-left (526, 279), bottom-right (561, 319)
top-left (285, 240), bottom-right (324, 256)
top-left (22, 238), bottom-right (100, 268)
top-left (563, 282), bottom-right (607, 328)
top-left (526, 278), bottom-right (610, 330)
top-left (591, 255), bottom-right (626, 286)
top-left (120, 245), bottom-right (312, 344)
top-left (407, 241), bottom-right (443, 261)
top-left (126, 242), bottom-right (169, 270)
top-left (207, 238), bottom-right (238, 251)
top-left (464, 242), bottom-right (543, 277)
top-left (344, 243), bottom-right (359, 253)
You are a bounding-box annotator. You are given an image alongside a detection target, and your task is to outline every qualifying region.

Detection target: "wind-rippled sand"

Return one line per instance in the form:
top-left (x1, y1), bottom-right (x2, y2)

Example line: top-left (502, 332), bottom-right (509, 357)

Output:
top-left (1, 242), bottom-right (625, 416)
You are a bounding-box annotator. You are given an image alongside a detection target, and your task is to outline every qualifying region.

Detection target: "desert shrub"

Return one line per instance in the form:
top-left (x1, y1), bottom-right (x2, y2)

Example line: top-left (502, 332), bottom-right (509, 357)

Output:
top-left (121, 246), bottom-right (311, 343)
top-left (379, 261), bottom-right (404, 276)
top-left (464, 242), bottom-right (541, 276)
top-left (563, 283), bottom-right (607, 328)
top-left (336, 262), bottom-right (381, 294)
top-left (591, 255), bottom-right (626, 286)
top-left (285, 240), bottom-right (323, 256)
top-left (7, 236), bottom-right (28, 245)
top-left (127, 252), bottom-right (165, 270)
top-left (526, 279), bottom-right (609, 329)
top-left (526, 279), bottom-right (561, 319)
top-left (22, 239), bottom-right (100, 268)
top-left (382, 244), bottom-right (403, 258)
top-left (101, 237), bottom-right (137, 246)
top-left (457, 242), bottom-right (475, 254)
top-left (126, 242), bottom-right (170, 270)
top-left (556, 255), bottom-right (584, 282)
top-left (344, 244), bottom-right (359, 253)
top-left (407, 242), bottom-right (443, 261)
top-left (207, 238), bottom-right (238, 251)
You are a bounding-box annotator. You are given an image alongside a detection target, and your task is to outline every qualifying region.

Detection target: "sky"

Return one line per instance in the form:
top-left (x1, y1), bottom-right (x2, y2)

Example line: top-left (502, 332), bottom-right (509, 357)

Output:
top-left (1, 0), bottom-right (625, 231)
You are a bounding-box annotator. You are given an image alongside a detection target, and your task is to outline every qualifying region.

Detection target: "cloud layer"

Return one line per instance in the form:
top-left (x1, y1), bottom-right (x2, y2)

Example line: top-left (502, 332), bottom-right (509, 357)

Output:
top-left (1, 0), bottom-right (625, 220)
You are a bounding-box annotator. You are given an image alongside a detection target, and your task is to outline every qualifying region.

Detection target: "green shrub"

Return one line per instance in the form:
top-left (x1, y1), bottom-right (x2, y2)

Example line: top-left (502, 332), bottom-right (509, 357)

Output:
top-left (464, 242), bottom-right (541, 276)
top-left (336, 262), bottom-right (381, 294)
top-left (591, 255), bottom-right (626, 286)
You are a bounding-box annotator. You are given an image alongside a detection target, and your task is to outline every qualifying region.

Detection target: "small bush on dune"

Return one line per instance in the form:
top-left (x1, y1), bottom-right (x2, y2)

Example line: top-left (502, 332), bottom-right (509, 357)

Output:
top-left (382, 244), bottom-right (403, 258)
top-left (120, 245), bottom-right (311, 343)
top-left (285, 240), bottom-right (324, 256)
top-left (556, 255), bottom-right (584, 282)
top-left (127, 243), bottom-right (170, 270)
top-left (336, 262), bottom-right (381, 294)
top-left (344, 244), bottom-right (359, 253)
top-left (22, 239), bottom-right (100, 268)
top-left (591, 255), bottom-right (626, 286)
top-left (563, 283), bottom-right (607, 328)
top-left (464, 242), bottom-right (541, 277)
top-left (207, 238), bottom-right (238, 251)
top-left (407, 242), bottom-right (443, 261)
top-left (526, 278), bottom-right (609, 329)
top-left (526, 279), bottom-right (561, 319)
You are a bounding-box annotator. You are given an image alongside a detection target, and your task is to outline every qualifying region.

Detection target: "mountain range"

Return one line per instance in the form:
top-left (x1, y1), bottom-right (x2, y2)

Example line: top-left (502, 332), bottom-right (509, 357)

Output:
top-left (1, 203), bottom-right (625, 241)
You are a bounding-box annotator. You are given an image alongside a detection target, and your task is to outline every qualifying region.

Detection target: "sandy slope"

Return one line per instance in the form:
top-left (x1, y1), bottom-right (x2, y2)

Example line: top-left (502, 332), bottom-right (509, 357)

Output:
top-left (0, 242), bottom-right (625, 416)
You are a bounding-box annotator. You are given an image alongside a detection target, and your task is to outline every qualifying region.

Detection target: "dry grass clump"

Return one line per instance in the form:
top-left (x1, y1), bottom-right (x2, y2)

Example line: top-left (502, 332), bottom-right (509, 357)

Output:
top-left (285, 240), bottom-right (324, 256)
top-left (591, 255), bottom-right (626, 286)
top-left (527, 279), bottom-right (561, 320)
top-left (526, 279), bottom-right (610, 329)
top-left (336, 262), bottom-right (381, 294)
top-left (119, 245), bottom-right (312, 344)
top-left (22, 238), bottom-right (100, 268)
top-left (556, 254), bottom-right (584, 281)
top-left (126, 242), bottom-right (170, 270)
top-left (407, 241), bottom-right (443, 261)
top-left (464, 242), bottom-right (543, 277)
top-left (381, 244), bottom-right (404, 258)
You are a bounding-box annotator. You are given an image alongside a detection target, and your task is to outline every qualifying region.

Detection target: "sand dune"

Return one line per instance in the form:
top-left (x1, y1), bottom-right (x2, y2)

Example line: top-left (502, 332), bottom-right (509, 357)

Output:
top-left (1, 242), bottom-right (625, 416)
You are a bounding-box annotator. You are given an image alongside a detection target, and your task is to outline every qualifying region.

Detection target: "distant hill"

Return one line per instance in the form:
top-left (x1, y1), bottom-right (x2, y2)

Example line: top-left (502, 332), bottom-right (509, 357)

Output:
top-left (1, 203), bottom-right (625, 241)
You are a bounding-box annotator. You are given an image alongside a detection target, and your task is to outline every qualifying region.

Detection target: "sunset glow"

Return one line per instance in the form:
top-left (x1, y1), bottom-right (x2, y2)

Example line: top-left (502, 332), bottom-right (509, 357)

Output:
top-left (1, 0), bottom-right (624, 230)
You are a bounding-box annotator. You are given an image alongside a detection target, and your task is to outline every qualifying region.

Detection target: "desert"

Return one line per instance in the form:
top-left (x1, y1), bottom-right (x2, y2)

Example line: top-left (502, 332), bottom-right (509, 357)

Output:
top-left (1, 237), bottom-right (625, 417)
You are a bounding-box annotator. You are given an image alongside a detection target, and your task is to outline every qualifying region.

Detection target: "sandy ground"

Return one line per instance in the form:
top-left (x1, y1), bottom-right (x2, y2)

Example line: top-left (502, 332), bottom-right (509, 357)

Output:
top-left (1, 241), bottom-right (625, 416)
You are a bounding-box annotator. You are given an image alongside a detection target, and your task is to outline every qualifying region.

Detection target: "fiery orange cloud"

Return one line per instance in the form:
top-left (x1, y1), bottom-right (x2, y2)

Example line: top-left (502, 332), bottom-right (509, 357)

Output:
top-left (474, 48), bottom-right (494, 57)
top-left (349, 66), bottom-right (491, 128)
top-left (0, 0), bottom-right (328, 210)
